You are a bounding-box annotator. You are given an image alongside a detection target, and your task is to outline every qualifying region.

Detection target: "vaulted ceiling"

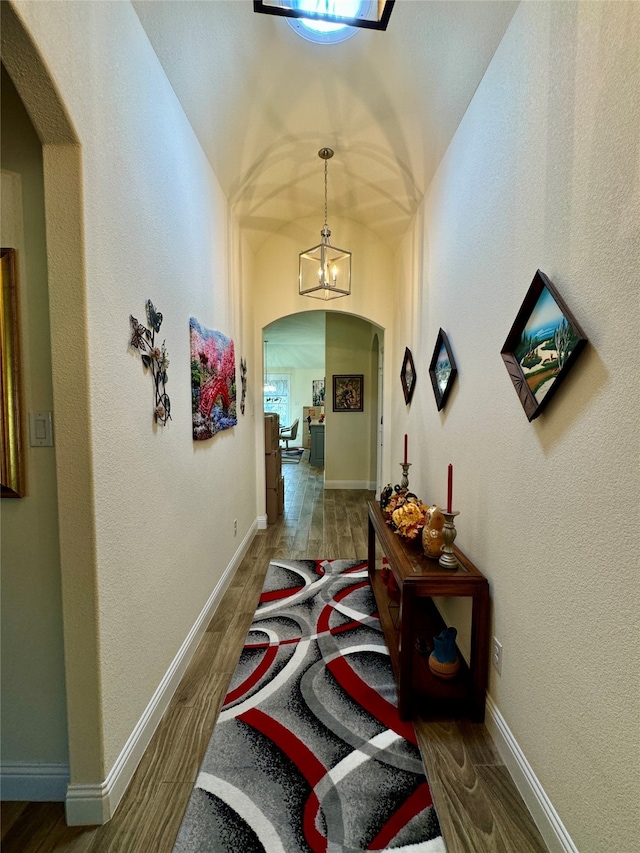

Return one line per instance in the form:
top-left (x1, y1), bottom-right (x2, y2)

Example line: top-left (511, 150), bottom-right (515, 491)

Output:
top-left (132, 1), bottom-right (518, 252)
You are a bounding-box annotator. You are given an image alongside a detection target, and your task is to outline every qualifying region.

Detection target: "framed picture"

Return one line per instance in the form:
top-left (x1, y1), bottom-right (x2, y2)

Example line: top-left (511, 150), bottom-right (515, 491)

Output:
top-left (429, 329), bottom-right (457, 411)
top-left (312, 378), bottom-right (325, 407)
top-left (333, 374), bottom-right (364, 412)
top-left (400, 348), bottom-right (416, 405)
top-left (189, 317), bottom-right (238, 440)
top-left (501, 270), bottom-right (588, 421)
top-left (1, 248), bottom-right (26, 498)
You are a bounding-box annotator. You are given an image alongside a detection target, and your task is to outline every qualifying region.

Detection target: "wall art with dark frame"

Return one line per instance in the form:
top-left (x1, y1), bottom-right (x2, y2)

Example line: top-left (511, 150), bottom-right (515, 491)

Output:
top-left (429, 328), bottom-right (457, 411)
top-left (501, 269), bottom-right (588, 421)
top-left (1, 248), bottom-right (26, 498)
top-left (400, 347), bottom-right (416, 405)
top-left (332, 374), bottom-right (364, 412)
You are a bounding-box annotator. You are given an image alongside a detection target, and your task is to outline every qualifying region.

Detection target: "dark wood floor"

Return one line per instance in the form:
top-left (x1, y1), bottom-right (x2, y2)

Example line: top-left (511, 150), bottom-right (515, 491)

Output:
top-left (1, 450), bottom-right (548, 852)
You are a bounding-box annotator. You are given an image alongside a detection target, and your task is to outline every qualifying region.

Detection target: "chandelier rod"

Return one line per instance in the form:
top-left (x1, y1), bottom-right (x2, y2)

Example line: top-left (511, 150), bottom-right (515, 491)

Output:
top-left (319, 147), bottom-right (334, 236)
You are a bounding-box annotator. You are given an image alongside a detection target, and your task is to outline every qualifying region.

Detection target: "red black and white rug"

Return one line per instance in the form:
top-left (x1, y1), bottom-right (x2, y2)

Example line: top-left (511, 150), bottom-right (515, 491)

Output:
top-left (172, 559), bottom-right (445, 852)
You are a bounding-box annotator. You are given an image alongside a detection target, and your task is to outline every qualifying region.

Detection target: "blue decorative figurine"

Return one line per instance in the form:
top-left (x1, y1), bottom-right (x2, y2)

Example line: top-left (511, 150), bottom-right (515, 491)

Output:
top-left (428, 626), bottom-right (460, 680)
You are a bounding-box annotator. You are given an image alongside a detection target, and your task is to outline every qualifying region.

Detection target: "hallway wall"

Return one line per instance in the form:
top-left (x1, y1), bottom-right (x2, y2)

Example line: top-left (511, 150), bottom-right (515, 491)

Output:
top-left (393, 4), bottom-right (639, 852)
top-left (2, 0), bottom-right (259, 820)
top-left (325, 313), bottom-right (379, 489)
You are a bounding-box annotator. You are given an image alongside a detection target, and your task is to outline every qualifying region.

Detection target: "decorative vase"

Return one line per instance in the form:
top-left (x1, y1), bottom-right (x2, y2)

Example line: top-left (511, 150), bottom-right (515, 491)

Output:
top-left (422, 505), bottom-right (445, 558)
top-left (428, 626), bottom-right (460, 680)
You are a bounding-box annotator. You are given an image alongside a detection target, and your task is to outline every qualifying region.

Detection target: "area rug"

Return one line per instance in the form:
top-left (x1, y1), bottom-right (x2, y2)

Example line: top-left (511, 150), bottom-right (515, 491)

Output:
top-left (282, 447), bottom-right (305, 464)
top-left (172, 559), bottom-right (445, 852)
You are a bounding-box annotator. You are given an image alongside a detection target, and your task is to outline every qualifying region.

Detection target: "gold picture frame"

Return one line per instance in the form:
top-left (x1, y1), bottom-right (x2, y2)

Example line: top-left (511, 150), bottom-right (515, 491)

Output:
top-left (1, 248), bottom-right (25, 497)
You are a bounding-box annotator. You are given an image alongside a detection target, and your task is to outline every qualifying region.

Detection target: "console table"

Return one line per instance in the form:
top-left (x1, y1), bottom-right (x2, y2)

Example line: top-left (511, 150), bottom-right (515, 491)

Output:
top-left (367, 501), bottom-right (490, 721)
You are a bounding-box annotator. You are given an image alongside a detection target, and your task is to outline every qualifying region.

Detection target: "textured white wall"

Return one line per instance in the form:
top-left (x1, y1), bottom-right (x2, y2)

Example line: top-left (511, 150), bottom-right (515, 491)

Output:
top-left (7, 0), bottom-right (259, 784)
top-left (394, 3), bottom-right (640, 851)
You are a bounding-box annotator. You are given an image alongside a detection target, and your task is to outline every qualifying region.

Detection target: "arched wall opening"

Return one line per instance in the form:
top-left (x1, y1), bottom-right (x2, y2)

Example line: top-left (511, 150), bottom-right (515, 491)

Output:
top-left (262, 310), bottom-right (384, 494)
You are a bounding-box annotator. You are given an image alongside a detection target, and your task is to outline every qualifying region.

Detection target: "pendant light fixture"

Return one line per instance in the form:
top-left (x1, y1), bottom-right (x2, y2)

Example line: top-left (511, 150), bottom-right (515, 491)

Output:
top-left (299, 147), bottom-right (351, 300)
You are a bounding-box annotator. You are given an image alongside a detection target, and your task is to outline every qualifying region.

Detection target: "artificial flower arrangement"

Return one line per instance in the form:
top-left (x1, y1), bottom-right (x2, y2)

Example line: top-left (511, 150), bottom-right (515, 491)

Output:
top-left (380, 486), bottom-right (429, 541)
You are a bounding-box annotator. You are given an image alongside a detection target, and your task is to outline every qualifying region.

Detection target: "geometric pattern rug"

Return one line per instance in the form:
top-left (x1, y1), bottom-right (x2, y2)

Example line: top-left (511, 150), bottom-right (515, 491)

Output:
top-left (172, 559), bottom-right (445, 852)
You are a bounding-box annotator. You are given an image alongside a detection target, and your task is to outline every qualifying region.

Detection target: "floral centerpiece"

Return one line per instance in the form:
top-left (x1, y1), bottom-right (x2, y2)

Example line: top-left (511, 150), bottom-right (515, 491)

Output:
top-left (382, 490), bottom-right (429, 541)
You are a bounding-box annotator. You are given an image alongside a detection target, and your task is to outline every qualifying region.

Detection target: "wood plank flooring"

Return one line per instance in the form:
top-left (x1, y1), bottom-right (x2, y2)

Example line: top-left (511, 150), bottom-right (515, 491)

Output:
top-left (1, 450), bottom-right (548, 852)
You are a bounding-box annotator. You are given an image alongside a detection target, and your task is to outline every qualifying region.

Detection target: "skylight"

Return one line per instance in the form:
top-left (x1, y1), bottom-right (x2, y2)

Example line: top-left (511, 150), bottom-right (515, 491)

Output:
top-left (288, 0), bottom-right (361, 44)
top-left (254, 1), bottom-right (395, 44)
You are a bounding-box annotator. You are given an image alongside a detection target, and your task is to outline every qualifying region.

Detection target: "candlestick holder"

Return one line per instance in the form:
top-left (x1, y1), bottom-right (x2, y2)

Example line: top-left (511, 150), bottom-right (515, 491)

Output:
top-left (439, 510), bottom-right (460, 569)
top-left (398, 462), bottom-right (411, 494)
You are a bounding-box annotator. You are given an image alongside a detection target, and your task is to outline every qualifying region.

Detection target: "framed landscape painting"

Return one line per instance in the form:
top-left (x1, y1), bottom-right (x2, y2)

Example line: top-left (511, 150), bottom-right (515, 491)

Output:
top-left (428, 329), bottom-right (457, 411)
top-left (501, 270), bottom-right (588, 421)
top-left (333, 374), bottom-right (364, 412)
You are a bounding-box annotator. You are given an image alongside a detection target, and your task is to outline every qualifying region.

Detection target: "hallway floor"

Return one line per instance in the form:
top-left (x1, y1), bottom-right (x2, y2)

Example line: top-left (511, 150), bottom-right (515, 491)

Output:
top-left (1, 450), bottom-right (548, 852)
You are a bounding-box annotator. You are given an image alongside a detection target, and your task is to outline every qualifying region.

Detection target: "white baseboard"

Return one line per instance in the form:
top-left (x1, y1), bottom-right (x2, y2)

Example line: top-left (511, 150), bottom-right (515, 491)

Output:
top-left (485, 695), bottom-right (579, 853)
top-left (0, 762), bottom-right (70, 801)
top-left (65, 520), bottom-right (259, 826)
top-left (324, 480), bottom-right (376, 490)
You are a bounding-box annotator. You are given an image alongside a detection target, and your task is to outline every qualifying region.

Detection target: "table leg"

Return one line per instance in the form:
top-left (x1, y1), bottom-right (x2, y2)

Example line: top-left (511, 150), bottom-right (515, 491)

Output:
top-left (398, 584), bottom-right (414, 720)
top-left (368, 515), bottom-right (376, 582)
top-left (470, 586), bottom-right (490, 721)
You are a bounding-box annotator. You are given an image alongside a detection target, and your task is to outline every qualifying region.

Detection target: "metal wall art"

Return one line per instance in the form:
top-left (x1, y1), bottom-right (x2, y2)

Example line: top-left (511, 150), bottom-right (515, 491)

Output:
top-left (428, 329), bottom-right (457, 411)
top-left (501, 270), bottom-right (588, 421)
top-left (400, 347), bottom-right (416, 405)
top-left (190, 317), bottom-right (237, 440)
top-left (129, 300), bottom-right (171, 425)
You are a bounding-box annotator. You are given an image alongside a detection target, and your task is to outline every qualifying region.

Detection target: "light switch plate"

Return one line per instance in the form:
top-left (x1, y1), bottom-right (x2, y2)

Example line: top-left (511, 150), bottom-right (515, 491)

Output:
top-left (29, 411), bottom-right (54, 446)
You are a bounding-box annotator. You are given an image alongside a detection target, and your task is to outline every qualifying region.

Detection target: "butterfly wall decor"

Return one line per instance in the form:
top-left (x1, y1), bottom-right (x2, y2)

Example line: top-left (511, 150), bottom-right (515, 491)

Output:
top-left (129, 299), bottom-right (171, 425)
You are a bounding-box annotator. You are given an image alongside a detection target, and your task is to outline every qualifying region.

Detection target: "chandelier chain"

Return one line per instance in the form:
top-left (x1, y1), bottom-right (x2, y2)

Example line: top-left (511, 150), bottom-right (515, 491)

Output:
top-left (324, 155), bottom-right (328, 229)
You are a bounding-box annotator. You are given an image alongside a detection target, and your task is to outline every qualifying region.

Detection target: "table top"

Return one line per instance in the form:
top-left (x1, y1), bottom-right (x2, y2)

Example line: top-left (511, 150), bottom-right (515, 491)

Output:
top-left (368, 501), bottom-right (488, 588)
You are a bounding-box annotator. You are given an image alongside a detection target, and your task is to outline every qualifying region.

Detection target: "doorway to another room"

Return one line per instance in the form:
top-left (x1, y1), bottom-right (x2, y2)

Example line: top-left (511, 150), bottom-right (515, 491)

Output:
top-left (263, 311), bottom-right (383, 493)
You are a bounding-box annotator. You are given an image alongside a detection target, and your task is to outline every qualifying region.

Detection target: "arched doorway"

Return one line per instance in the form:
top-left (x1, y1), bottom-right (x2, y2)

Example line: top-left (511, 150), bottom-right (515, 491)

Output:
top-left (263, 310), bottom-right (383, 492)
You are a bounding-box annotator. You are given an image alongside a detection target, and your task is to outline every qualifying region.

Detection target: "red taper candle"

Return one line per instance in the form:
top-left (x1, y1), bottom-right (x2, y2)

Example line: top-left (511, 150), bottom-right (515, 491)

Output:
top-left (447, 463), bottom-right (453, 513)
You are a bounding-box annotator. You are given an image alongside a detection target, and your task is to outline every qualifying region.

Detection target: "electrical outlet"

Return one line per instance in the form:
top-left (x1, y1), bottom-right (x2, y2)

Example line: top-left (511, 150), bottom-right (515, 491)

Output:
top-left (233, 519), bottom-right (238, 537)
top-left (492, 637), bottom-right (503, 675)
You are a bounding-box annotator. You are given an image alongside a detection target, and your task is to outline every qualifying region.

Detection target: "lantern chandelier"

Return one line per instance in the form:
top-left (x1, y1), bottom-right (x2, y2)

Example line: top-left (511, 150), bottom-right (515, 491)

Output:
top-left (299, 147), bottom-right (352, 300)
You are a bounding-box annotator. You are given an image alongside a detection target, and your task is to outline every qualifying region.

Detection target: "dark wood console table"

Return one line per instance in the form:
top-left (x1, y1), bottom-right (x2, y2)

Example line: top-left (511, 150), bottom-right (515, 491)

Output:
top-left (368, 501), bottom-right (490, 722)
